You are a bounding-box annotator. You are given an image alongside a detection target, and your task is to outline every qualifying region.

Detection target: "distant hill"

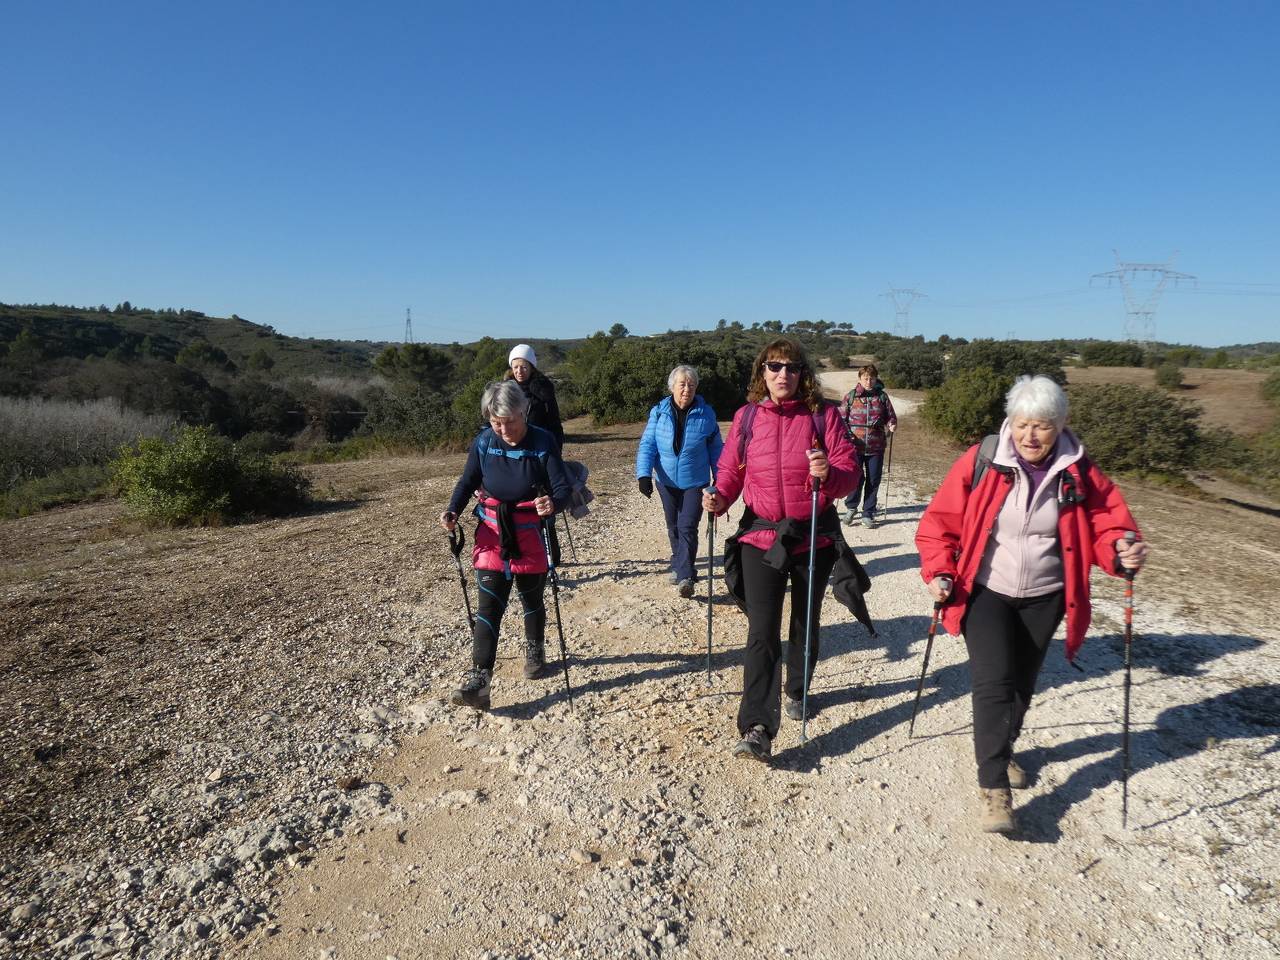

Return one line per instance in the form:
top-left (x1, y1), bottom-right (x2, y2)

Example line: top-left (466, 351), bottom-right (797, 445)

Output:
top-left (0, 302), bottom-right (383, 380)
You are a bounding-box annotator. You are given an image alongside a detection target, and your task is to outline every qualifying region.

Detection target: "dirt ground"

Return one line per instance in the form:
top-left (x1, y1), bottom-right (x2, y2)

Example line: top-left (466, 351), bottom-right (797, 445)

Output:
top-left (2, 402), bottom-right (1278, 960)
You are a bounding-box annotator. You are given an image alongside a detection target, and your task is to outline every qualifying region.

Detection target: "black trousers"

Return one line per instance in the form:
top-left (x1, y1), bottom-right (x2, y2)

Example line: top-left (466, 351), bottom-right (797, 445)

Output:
top-left (737, 543), bottom-right (837, 737)
top-left (962, 584), bottom-right (1066, 788)
top-left (471, 569), bottom-right (547, 671)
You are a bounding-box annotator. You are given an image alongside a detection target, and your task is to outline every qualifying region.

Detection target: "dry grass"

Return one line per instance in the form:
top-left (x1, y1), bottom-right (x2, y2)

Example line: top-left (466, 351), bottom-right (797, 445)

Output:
top-left (1067, 366), bottom-right (1275, 437)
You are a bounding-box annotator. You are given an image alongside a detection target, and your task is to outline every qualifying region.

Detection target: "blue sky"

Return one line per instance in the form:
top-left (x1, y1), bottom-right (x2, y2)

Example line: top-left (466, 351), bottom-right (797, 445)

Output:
top-left (2, 1), bottom-right (1276, 346)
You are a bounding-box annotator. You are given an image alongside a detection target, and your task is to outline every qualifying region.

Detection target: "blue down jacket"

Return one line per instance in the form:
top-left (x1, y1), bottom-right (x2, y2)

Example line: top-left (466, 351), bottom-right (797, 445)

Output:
top-left (635, 395), bottom-right (724, 491)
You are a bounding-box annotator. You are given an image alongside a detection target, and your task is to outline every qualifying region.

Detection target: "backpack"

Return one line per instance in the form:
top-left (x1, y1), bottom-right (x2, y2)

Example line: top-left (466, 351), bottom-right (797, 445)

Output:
top-left (736, 401), bottom-right (831, 469)
top-left (971, 432), bottom-right (1089, 505)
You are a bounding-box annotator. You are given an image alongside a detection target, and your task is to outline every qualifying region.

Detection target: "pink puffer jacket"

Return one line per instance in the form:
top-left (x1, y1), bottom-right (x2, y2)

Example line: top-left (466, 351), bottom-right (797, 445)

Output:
top-left (714, 399), bottom-right (859, 553)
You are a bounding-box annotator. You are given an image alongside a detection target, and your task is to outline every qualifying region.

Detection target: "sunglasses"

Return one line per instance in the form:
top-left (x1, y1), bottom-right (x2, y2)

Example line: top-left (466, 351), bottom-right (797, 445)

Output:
top-left (762, 360), bottom-right (804, 375)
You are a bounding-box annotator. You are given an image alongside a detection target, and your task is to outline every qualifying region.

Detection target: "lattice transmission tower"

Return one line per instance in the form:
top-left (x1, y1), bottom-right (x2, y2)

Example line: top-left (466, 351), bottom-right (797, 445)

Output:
top-left (1091, 252), bottom-right (1195, 346)
top-left (881, 286), bottom-right (927, 337)
top-left (404, 307), bottom-right (414, 344)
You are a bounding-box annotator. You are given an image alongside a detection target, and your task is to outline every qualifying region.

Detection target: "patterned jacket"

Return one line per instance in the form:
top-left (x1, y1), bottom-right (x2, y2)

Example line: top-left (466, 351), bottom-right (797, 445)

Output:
top-left (841, 382), bottom-right (897, 455)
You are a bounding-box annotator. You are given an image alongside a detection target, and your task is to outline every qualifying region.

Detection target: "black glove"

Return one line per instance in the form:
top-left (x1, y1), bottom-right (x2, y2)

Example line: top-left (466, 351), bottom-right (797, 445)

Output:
top-left (638, 477), bottom-right (653, 499)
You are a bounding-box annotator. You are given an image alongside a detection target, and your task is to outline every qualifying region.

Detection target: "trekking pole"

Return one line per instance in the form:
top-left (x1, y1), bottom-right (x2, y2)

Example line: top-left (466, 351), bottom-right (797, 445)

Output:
top-left (560, 511), bottom-right (579, 563)
top-left (446, 525), bottom-right (474, 630)
top-left (535, 486), bottom-right (574, 712)
top-left (705, 484), bottom-right (717, 684)
top-left (908, 576), bottom-right (951, 738)
top-left (1121, 530), bottom-right (1138, 828)
top-left (884, 430), bottom-right (895, 512)
top-left (799, 463), bottom-right (821, 745)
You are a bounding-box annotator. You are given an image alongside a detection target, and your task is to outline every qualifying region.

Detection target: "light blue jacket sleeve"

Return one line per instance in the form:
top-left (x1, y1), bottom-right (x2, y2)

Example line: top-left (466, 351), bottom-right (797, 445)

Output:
top-left (705, 404), bottom-right (725, 482)
top-left (635, 404), bottom-right (661, 478)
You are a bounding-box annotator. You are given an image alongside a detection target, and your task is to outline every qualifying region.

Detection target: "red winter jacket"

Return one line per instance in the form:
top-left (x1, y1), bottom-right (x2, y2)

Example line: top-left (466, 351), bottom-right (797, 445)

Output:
top-left (915, 438), bottom-right (1139, 660)
top-left (713, 399), bottom-right (859, 553)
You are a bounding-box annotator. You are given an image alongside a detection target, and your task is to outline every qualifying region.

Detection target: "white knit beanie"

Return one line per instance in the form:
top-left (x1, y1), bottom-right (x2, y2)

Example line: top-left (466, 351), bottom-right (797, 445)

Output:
top-left (508, 344), bottom-right (537, 368)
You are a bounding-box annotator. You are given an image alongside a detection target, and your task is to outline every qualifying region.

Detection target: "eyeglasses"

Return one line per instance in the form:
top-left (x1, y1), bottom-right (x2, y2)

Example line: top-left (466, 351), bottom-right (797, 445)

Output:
top-left (762, 360), bottom-right (804, 375)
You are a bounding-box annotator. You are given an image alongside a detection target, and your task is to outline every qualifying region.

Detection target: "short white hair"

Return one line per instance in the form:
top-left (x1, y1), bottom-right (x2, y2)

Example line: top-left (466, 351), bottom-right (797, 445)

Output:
top-left (481, 380), bottom-right (529, 420)
top-left (668, 364), bottom-right (699, 391)
top-left (1005, 375), bottom-right (1068, 428)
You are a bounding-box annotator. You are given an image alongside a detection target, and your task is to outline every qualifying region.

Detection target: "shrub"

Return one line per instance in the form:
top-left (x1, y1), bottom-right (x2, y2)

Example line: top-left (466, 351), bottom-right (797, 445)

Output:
top-left (1154, 363), bottom-right (1183, 391)
top-left (1080, 341), bottom-right (1144, 367)
top-left (112, 426), bottom-right (309, 525)
top-left (0, 465), bottom-right (111, 519)
top-left (947, 339), bottom-right (1065, 384)
top-left (235, 431), bottom-right (292, 457)
top-left (921, 367), bottom-right (1013, 445)
top-left (829, 353), bottom-right (850, 370)
top-left (569, 338), bottom-right (755, 424)
top-left (880, 346), bottom-right (946, 389)
top-left (1067, 384), bottom-right (1201, 474)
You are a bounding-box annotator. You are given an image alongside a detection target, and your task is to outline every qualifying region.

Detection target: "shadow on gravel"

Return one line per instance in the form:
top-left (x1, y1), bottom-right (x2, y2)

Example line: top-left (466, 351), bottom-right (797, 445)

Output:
top-left (556, 558), bottom-right (670, 587)
top-left (494, 647), bottom-right (746, 719)
top-left (860, 551), bottom-right (922, 578)
top-left (1017, 680), bottom-right (1279, 842)
top-left (774, 628), bottom-right (1273, 818)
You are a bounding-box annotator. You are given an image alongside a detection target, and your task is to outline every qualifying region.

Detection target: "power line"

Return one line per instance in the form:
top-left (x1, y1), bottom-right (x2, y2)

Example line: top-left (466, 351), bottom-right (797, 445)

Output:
top-left (1091, 251), bottom-right (1196, 347)
top-left (881, 285), bottom-right (926, 337)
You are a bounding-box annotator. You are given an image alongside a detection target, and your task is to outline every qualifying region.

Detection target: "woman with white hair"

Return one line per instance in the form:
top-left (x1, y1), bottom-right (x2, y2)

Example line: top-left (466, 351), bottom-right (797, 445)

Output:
top-left (440, 380), bottom-right (572, 710)
top-left (915, 375), bottom-right (1149, 834)
top-left (635, 365), bottom-right (725, 597)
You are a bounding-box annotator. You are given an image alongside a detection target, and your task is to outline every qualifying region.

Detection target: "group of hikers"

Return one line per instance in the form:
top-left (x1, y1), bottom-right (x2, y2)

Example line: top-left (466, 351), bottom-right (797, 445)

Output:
top-left (438, 337), bottom-right (1149, 834)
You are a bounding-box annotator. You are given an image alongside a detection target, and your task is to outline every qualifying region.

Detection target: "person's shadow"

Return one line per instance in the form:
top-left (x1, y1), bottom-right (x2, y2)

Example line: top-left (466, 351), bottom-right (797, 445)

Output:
top-left (774, 628), bottom-right (1272, 838)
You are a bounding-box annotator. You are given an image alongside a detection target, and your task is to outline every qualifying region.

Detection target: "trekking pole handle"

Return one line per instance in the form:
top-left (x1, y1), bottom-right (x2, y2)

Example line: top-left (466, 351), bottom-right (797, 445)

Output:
top-left (1122, 530), bottom-right (1139, 582)
top-left (933, 576), bottom-right (953, 610)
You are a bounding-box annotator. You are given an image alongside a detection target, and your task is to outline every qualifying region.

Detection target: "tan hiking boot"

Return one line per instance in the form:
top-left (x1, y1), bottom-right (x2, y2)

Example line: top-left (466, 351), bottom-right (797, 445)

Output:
top-left (978, 787), bottom-right (1016, 834)
top-left (1008, 759), bottom-right (1029, 790)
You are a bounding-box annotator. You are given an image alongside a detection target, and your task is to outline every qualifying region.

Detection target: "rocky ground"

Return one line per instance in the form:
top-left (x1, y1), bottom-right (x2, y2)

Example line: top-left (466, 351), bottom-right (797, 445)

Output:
top-left (1, 399), bottom-right (1277, 959)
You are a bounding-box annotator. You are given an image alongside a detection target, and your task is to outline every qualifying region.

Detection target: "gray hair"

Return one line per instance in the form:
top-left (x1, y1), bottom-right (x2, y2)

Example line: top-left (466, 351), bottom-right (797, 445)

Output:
top-left (668, 364), bottom-right (699, 391)
top-left (480, 380), bottom-right (529, 420)
top-left (1006, 375), bottom-right (1068, 428)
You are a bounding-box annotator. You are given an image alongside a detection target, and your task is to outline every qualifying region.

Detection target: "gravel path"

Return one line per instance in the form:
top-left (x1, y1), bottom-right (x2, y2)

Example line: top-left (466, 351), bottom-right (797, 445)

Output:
top-left (2, 411), bottom-right (1277, 960)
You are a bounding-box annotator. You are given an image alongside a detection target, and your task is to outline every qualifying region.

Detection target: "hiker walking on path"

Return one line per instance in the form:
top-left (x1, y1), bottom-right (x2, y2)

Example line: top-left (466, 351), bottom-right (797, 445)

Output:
top-left (505, 344), bottom-right (565, 451)
top-left (703, 338), bottom-right (859, 762)
top-left (439, 380), bottom-right (573, 710)
top-left (840, 363), bottom-right (896, 528)
top-left (635, 365), bottom-right (725, 598)
top-left (506, 343), bottom-right (567, 564)
top-left (914, 374), bottom-right (1149, 834)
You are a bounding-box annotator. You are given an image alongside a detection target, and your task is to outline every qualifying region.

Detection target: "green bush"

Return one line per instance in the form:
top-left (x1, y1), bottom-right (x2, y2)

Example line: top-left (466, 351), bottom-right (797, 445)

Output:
top-left (235, 431), bottom-right (292, 457)
top-left (947, 339), bottom-right (1065, 384)
top-left (1262, 369), bottom-right (1280, 406)
top-left (568, 338), bottom-right (755, 424)
top-left (921, 367), bottom-right (1013, 445)
top-left (0, 464), bottom-right (111, 519)
top-left (828, 353), bottom-right (850, 370)
top-left (1067, 384), bottom-right (1201, 474)
top-left (112, 425), bottom-right (309, 525)
top-left (1080, 341), bottom-right (1144, 367)
top-left (1154, 363), bottom-right (1183, 391)
top-left (880, 346), bottom-right (946, 389)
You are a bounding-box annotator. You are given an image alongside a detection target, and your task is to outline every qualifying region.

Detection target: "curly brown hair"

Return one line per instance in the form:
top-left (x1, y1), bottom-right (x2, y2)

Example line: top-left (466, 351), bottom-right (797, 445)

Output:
top-left (745, 337), bottom-right (823, 411)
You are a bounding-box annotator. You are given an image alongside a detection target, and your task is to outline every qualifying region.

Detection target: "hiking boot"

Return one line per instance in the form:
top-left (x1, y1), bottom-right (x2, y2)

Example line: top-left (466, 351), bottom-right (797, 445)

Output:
top-left (732, 725), bottom-right (772, 763)
top-left (1008, 758), bottom-right (1029, 790)
top-left (861, 514), bottom-right (877, 529)
top-left (978, 787), bottom-right (1016, 834)
top-left (523, 639), bottom-right (546, 680)
top-left (784, 696), bottom-right (805, 721)
top-left (450, 668), bottom-right (492, 710)
top-left (677, 579), bottom-right (695, 599)
top-left (842, 508), bottom-right (859, 526)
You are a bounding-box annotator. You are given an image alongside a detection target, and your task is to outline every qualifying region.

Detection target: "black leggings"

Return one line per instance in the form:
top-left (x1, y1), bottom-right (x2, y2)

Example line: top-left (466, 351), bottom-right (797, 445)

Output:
top-left (961, 584), bottom-right (1066, 788)
top-left (471, 569), bottom-right (547, 671)
top-left (737, 543), bottom-right (837, 737)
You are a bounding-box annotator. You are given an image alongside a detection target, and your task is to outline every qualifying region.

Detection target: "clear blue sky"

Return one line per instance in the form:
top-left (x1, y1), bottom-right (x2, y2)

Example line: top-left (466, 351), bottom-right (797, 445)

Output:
top-left (3, 1), bottom-right (1276, 346)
